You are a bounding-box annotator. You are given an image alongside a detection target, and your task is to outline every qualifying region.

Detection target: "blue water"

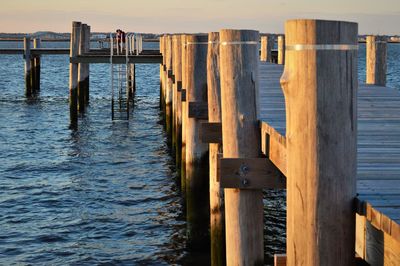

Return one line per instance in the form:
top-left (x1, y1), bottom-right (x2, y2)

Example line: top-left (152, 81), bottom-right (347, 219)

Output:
top-left (0, 41), bottom-right (399, 265)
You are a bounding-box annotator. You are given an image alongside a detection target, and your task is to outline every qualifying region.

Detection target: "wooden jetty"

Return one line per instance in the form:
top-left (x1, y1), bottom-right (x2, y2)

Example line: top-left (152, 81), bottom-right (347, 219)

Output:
top-left (1, 18), bottom-right (400, 265)
top-left (159, 20), bottom-right (400, 265)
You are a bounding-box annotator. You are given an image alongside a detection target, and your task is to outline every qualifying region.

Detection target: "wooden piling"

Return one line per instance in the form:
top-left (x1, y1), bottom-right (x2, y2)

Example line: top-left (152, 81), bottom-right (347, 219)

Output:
top-left (165, 35), bottom-right (173, 139)
top-left (159, 35), bottom-right (164, 108)
top-left (181, 34), bottom-right (188, 193)
top-left (219, 29), bottom-right (263, 266)
top-left (261, 35), bottom-right (274, 62)
top-left (283, 19), bottom-right (358, 265)
top-left (78, 24), bottom-right (89, 112)
top-left (33, 38), bottom-right (41, 91)
top-left (278, 35), bottom-right (285, 65)
top-left (69, 21), bottom-right (81, 129)
top-left (185, 34), bottom-right (210, 251)
top-left (207, 31), bottom-right (225, 266)
top-left (84, 25), bottom-right (90, 104)
top-left (173, 35), bottom-right (183, 171)
top-left (24, 37), bottom-right (32, 97)
top-left (366, 35), bottom-right (387, 86)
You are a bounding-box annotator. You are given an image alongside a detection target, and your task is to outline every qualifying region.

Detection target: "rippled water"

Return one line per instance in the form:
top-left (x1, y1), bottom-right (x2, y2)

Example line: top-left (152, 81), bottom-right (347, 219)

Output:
top-left (0, 41), bottom-right (399, 265)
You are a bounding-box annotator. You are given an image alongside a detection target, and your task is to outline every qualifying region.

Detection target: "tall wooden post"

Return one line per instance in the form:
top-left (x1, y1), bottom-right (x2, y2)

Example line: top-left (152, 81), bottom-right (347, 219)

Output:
top-left (165, 35), bottom-right (173, 139)
top-left (278, 35), bottom-right (285, 65)
top-left (366, 35), bottom-right (387, 86)
top-left (78, 24), bottom-right (89, 112)
top-left (261, 35), bottom-right (273, 62)
top-left (207, 31), bottom-right (225, 266)
top-left (173, 35), bottom-right (183, 171)
top-left (84, 25), bottom-right (90, 104)
top-left (171, 35), bottom-right (177, 152)
top-left (283, 19), bottom-right (358, 265)
top-left (24, 37), bottom-right (32, 97)
top-left (185, 34), bottom-right (210, 251)
top-left (181, 34), bottom-right (188, 193)
top-left (160, 35), bottom-right (164, 109)
top-left (33, 38), bottom-right (41, 91)
top-left (69, 21), bottom-right (81, 129)
top-left (219, 29), bottom-right (263, 266)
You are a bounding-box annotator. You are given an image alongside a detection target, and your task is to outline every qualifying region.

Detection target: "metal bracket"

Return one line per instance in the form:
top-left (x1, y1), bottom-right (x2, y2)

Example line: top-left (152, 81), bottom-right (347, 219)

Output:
top-left (200, 122), bottom-right (222, 143)
top-left (188, 102), bottom-right (208, 119)
top-left (219, 158), bottom-right (286, 189)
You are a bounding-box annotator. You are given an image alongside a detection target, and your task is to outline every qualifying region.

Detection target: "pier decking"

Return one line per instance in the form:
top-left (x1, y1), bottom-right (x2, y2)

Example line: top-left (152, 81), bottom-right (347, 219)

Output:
top-left (259, 61), bottom-right (400, 262)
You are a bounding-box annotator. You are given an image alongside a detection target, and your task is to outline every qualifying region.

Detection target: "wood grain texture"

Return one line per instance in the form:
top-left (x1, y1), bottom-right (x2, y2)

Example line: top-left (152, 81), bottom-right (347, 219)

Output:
top-left (24, 37), bottom-right (32, 96)
top-left (261, 35), bottom-right (274, 62)
top-left (32, 38), bottom-right (41, 91)
top-left (181, 35), bottom-right (187, 191)
top-left (278, 35), bottom-right (285, 65)
top-left (185, 34), bottom-right (210, 250)
top-left (283, 19), bottom-right (358, 266)
top-left (219, 158), bottom-right (285, 189)
top-left (366, 36), bottom-right (387, 86)
top-left (69, 21), bottom-right (81, 129)
top-left (219, 29), bottom-right (264, 266)
top-left (207, 31), bottom-right (225, 266)
top-left (173, 35), bottom-right (183, 171)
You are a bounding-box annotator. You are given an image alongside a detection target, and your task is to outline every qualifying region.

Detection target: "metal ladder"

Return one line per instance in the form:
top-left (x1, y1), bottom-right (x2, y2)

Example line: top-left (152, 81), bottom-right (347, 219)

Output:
top-left (110, 32), bottom-right (130, 121)
top-left (110, 33), bottom-right (143, 120)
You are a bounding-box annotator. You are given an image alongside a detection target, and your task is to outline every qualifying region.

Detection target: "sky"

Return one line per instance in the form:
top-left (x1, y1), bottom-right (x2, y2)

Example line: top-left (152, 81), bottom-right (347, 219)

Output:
top-left (0, 0), bottom-right (399, 34)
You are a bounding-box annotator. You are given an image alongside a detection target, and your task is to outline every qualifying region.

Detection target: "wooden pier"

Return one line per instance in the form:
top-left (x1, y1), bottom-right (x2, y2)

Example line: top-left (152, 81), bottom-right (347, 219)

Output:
top-left (1, 18), bottom-right (400, 265)
top-left (159, 20), bottom-right (400, 265)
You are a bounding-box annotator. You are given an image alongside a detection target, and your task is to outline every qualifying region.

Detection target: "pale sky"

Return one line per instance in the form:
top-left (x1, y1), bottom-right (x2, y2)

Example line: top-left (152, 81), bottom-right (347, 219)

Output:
top-left (0, 0), bottom-right (399, 34)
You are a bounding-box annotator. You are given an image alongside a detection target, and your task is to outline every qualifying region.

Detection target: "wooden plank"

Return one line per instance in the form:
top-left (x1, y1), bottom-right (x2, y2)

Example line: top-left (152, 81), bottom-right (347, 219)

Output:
top-left (274, 254), bottom-right (287, 266)
top-left (365, 220), bottom-right (400, 265)
top-left (199, 122), bottom-right (222, 144)
top-left (188, 101), bottom-right (208, 119)
top-left (260, 121), bottom-right (287, 176)
top-left (219, 158), bottom-right (286, 189)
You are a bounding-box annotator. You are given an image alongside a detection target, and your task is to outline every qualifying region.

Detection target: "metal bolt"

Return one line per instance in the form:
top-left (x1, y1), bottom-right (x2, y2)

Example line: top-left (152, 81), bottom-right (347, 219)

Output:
top-left (242, 178), bottom-right (249, 186)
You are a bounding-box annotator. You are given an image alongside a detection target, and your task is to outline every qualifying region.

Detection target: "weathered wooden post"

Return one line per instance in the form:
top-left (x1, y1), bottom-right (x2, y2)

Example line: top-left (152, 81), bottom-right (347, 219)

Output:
top-left (33, 38), bottom-right (41, 91)
top-left (366, 35), bottom-right (387, 86)
top-left (165, 35), bottom-right (173, 138)
top-left (78, 24), bottom-right (89, 112)
top-left (283, 19), bottom-right (358, 265)
top-left (185, 34), bottom-right (210, 250)
top-left (159, 35), bottom-right (164, 109)
top-left (24, 37), bottom-right (32, 97)
top-left (69, 21), bottom-right (81, 129)
top-left (278, 35), bottom-right (285, 65)
top-left (171, 35), bottom-right (177, 152)
top-left (173, 35), bottom-right (183, 171)
top-left (261, 35), bottom-right (274, 62)
top-left (84, 25), bottom-right (90, 104)
top-left (207, 31), bottom-right (225, 266)
top-left (219, 29), bottom-right (263, 265)
top-left (181, 34), bottom-right (188, 192)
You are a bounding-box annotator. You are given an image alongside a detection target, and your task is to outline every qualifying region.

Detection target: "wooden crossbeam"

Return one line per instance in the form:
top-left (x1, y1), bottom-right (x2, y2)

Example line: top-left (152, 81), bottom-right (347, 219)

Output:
top-left (188, 101), bottom-right (208, 119)
top-left (200, 122), bottom-right (222, 144)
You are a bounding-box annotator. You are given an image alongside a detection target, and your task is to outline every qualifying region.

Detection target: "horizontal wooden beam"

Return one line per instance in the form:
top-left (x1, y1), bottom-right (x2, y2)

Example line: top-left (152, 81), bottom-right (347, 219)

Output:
top-left (200, 122), bottom-right (222, 143)
top-left (188, 101), bottom-right (208, 119)
top-left (181, 89), bottom-right (187, 102)
top-left (260, 121), bottom-right (287, 176)
top-left (177, 81), bottom-right (182, 92)
top-left (70, 55), bottom-right (162, 64)
top-left (219, 158), bottom-right (286, 189)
